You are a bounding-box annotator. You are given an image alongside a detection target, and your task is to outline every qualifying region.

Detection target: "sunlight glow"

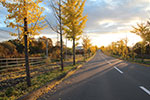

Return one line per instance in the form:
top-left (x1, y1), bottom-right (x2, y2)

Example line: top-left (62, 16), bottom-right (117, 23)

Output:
top-left (88, 32), bottom-right (142, 47)
top-left (35, 32), bottom-right (142, 48)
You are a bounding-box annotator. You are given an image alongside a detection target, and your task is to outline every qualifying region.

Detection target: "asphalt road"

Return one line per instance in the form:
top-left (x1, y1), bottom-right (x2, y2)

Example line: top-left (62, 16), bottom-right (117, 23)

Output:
top-left (38, 50), bottom-right (150, 100)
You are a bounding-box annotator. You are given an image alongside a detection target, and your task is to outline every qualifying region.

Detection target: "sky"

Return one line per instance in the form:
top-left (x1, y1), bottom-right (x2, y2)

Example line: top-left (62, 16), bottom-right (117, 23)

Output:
top-left (0, 0), bottom-right (150, 47)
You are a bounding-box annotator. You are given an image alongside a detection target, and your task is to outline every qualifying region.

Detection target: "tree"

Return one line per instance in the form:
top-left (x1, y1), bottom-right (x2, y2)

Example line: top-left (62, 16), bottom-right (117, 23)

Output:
top-left (131, 22), bottom-right (148, 62)
top-left (131, 22), bottom-right (148, 43)
top-left (90, 46), bottom-right (97, 55)
top-left (9, 39), bottom-right (24, 54)
top-left (1, 0), bottom-right (46, 86)
top-left (46, 0), bottom-right (64, 71)
top-left (63, 0), bottom-right (87, 65)
top-left (130, 45), bottom-right (136, 61)
top-left (52, 46), bottom-right (61, 60)
top-left (0, 45), bottom-right (8, 58)
top-left (82, 35), bottom-right (91, 58)
top-left (146, 21), bottom-right (150, 45)
top-left (0, 41), bottom-right (18, 58)
top-left (122, 38), bottom-right (129, 60)
top-left (37, 36), bottom-right (53, 57)
top-left (102, 39), bottom-right (130, 60)
top-left (110, 42), bottom-right (117, 55)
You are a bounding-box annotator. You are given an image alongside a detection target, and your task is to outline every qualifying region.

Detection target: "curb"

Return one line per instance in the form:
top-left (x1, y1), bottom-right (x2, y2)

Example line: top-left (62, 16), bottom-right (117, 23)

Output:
top-left (18, 54), bottom-right (95, 100)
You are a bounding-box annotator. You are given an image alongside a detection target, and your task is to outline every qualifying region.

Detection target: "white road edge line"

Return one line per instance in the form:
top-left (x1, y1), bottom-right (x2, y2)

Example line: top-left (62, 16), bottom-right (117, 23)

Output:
top-left (114, 66), bottom-right (123, 74)
top-left (139, 86), bottom-right (150, 95)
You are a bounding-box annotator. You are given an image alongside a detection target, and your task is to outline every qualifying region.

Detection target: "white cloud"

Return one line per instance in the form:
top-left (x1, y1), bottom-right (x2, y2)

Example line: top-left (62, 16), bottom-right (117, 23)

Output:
top-left (0, 0), bottom-right (150, 46)
top-left (98, 19), bottom-right (117, 27)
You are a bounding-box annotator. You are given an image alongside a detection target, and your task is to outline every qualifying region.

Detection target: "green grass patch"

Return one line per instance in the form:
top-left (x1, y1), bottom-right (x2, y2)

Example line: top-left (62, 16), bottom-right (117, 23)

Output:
top-left (0, 64), bottom-right (80, 100)
top-left (103, 51), bottom-right (150, 67)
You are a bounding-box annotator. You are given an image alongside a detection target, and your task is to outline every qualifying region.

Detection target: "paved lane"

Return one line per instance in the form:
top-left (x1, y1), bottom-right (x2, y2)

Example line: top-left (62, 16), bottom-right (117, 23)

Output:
top-left (38, 50), bottom-right (150, 100)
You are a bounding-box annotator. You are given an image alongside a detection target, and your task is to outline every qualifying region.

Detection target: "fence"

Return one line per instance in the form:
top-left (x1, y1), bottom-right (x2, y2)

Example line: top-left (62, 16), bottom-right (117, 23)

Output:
top-left (0, 57), bottom-right (58, 90)
top-left (0, 57), bottom-right (46, 73)
top-left (0, 55), bottom-right (84, 90)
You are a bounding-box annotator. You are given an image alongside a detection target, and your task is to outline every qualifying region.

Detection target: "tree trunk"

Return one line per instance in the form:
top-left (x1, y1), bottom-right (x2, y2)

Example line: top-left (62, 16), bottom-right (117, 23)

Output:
top-left (132, 50), bottom-right (135, 61)
top-left (24, 17), bottom-right (31, 87)
top-left (60, 33), bottom-right (64, 71)
top-left (84, 50), bottom-right (86, 60)
top-left (141, 53), bottom-right (144, 62)
top-left (59, 0), bottom-right (64, 71)
top-left (46, 39), bottom-right (48, 57)
top-left (141, 45), bottom-right (144, 62)
top-left (73, 37), bottom-right (76, 65)
top-left (141, 56), bottom-right (144, 62)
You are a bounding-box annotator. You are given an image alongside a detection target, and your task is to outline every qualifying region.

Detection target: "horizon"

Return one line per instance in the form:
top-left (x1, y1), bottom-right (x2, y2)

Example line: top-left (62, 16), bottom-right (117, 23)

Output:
top-left (0, 0), bottom-right (149, 47)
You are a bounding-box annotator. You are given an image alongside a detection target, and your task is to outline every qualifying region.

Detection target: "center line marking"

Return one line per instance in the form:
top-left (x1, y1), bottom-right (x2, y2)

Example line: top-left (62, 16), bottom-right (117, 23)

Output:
top-left (114, 66), bottom-right (123, 74)
top-left (139, 86), bottom-right (150, 95)
top-left (108, 62), bottom-right (111, 64)
top-left (100, 53), bottom-right (112, 65)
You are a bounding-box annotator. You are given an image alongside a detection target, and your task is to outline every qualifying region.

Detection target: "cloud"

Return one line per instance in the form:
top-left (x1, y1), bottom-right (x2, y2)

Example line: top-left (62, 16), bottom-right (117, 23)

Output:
top-left (0, 0), bottom-right (149, 46)
top-left (83, 0), bottom-right (149, 34)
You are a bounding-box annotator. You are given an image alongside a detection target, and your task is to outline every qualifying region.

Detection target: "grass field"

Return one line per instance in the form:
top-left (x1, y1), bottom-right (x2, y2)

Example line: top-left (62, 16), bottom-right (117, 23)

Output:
top-left (103, 51), bottom-right (150, 66)
top-left (0, 55), bottom-right (86, 100)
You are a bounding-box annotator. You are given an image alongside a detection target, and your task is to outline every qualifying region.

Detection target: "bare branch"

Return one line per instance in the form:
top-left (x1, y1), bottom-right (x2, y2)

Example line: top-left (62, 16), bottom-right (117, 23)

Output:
top-left (50, 0), bottom-right (60, 22)
top-left (33, 14), bottom-right (41, 31)
top-left (45, 18), bottom-right (59, 34)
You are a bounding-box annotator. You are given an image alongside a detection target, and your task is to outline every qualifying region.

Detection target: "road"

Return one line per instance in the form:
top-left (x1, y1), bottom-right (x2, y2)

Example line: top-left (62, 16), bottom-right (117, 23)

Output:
top-left (38, 50), bottom-right (150, 100)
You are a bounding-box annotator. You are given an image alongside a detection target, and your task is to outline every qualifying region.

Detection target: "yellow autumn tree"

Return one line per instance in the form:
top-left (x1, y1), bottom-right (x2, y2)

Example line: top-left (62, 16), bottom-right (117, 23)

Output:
top-left (122, 38), bottom-right (129, 60)
top-left (62, 0), bottom-right (87, 65)
top-left (1, 0), bottom-right (46, 86)
top-left (82, 35), bottom-right (91, 58)
top-left (90, 46), bottom-right (97, 55)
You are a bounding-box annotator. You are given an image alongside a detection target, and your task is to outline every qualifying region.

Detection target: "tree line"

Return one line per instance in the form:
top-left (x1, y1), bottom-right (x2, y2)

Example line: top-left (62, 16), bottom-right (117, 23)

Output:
top-left (0, 36), bottom-right (64, 60)
top-left (0, 36), bottom-right (97, 59)
top-left (101, 20), bottom-right (150, 62)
